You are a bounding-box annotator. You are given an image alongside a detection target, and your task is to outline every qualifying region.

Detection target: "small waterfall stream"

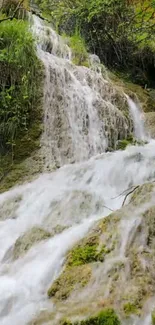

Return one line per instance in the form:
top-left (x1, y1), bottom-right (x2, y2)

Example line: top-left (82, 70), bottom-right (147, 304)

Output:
top-left (0, 15), bottom-right (155, 325)
top-left (127, 96), bottom-right (148, 141)
top-left (32, 15), bottom-right (132, 169)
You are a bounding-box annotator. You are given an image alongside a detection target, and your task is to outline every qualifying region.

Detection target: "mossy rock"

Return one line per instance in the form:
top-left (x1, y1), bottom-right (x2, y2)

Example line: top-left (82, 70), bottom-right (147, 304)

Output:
top-left (48, 264), bottom-right (91, 300)
top-left (143, 205), bottom-right (155, 248)
top-left (61, 309), bottom-right (121, 325)
top-left (0, 193), bottom-right (22, 221)
top-left (152, 310), bottom-right (155, 325)
top-left (123, 302), bottom-right (139, 316)
top-left (12, 227), bottom-right (51, 259)
top-left (116, 139), bottom-right (131, 150)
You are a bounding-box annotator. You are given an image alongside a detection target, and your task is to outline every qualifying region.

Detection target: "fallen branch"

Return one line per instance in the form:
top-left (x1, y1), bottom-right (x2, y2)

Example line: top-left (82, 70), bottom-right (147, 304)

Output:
top-left (111, 185), bottom-right (136, 200)
top-left (122, 185), bottom-right (139, 207)
top-left (103, 205), bottom-right (114, 212)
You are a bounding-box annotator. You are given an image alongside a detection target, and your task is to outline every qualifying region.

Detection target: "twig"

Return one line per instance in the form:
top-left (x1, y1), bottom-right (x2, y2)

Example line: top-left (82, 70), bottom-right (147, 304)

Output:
top-left (103, 205), bottom-right (114, 212)
top-left (111, 185), bottom-right (136, 199)
top-left (0, 0), bottom-right (24, 23)
top-left (122, 185), bottom-right (139, 207)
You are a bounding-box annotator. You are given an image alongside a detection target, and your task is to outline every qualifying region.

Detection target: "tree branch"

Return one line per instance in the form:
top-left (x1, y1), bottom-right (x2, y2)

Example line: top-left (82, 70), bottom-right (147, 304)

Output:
top-left (0, 0), bottom-right (24, 23)
top-left (122, 185), bottom-right (139, 207)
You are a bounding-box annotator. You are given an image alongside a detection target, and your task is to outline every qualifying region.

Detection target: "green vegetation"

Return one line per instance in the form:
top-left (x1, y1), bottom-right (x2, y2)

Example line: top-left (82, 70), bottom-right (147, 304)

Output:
top-left (35, 0), bottom-right (155, 87)
top-left (116, 139), bottom-right (132, 151)
top-left (61, 309), bottom-right (121, 325)
top-left (152, 310), bottom-right (155, 325)
top-left (69, 33), bottom-right (89, 67)
top-left (0, 17), bottom-right (43, 190)
top-left (48, 264), bottom-right (91, 299)
top-left (123, 302), bottom-right (139, 316)
top-left (116, 135), bottom-right (147, 150)
top-left (67, 238), bottom-right (111, 267)
top-left (48, 234), bottom-right (112, 300)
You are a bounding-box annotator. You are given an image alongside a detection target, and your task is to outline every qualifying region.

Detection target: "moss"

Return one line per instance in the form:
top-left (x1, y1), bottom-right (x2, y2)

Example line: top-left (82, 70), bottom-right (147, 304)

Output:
top-left (152, 311), bottom-right (155, 325)
top-left (116, 135), bottom-right (146, 151)
top-left (143, 206), bottom-right (155, 248)
top-left (13, 227), bottom-right (51, 259)
top-left (61, 309), bottom-right (121, 325)
top-left (123, 303), bottom-right (139, 316)
top-left (67, 243), bottom-right (98, 266)
top-left (67, 235), bottom-right (111, 267)
top-left (0, 162), bottom-right (29, 193)
top-left (116, 139), bottom-right (131, 150)
top-left (0, 155), bottom-right (43, 193)
top-left (48, 264), bottom-right (91, 300)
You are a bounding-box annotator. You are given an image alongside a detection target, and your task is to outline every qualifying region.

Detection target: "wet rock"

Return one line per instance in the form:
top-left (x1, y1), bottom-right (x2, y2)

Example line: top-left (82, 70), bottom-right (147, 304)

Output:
top-left (145, 112), bottom-right (155, 138)
top-left (0, 194), bottom-right (22, 220)
top-left (48, 264), bottom-right (91, 300)
top-left (12, 227), bottom-right (51, 260)
top-left (45, 182), bottom-right (155, 324)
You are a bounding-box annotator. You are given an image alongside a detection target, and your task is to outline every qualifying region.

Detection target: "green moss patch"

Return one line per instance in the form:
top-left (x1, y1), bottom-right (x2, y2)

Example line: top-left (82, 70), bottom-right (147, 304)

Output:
top-left (61, 309), bottom-right (121, 325)
top-left (48, 264), bottom-right (91, 300)
top-left (123, 303), bottom-right (139, 316)
top-left (152, 311), bottom-right (155, 325)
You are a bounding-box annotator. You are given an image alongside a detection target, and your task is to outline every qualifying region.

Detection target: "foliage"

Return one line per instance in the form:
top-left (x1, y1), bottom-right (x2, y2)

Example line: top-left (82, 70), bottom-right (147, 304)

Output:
top-left (35, 0), bottom-right (155, 86)
top-left (67, 240), bottom-right (110, 267)
top-left (61, 309), bottom-right (121, 325)
top-left (69, 33), bottom-right (89, 67)
top-left (152, 310), bottom-right (155, 325)
top-left (0, 18), bottom-right (43, 163)
top-left (123, 302), bottom-right (139, 315)
top-left (67, 243), bottom-right (98, 266)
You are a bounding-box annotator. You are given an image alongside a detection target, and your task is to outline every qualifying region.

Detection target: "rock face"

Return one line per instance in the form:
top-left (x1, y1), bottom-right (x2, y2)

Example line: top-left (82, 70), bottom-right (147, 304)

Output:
top-left (12, 227), bottom-right (51, 259)
top-left (42, 182), bottom-right (155, 324)
top-left (145, 112), bottom-right (155, 138)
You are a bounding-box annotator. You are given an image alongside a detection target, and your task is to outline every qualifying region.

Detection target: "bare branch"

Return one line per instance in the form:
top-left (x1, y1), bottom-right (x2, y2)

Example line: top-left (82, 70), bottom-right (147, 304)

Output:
top-left (122, 185), bottom-right (139, 207)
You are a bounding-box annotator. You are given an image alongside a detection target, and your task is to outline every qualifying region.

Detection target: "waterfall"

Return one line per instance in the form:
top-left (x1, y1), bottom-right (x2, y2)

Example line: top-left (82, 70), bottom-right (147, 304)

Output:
top-left (32, 15), bottom-right (132, 169)
top-left (0, 15), bottom-right (155, 325)
top-left (127, 96), bottom-right (148, 141)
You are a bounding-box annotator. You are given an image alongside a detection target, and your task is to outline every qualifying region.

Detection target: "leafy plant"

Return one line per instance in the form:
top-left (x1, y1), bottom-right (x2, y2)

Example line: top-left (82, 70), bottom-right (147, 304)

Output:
top-left (69, 33), bottom-right (89, 66)
top-left (0, 18), bottom-right (43, 160)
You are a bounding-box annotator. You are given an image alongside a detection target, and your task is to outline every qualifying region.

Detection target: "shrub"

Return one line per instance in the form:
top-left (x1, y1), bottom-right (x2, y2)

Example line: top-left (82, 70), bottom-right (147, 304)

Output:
top-left (0, 18), bottom-right (43, 160)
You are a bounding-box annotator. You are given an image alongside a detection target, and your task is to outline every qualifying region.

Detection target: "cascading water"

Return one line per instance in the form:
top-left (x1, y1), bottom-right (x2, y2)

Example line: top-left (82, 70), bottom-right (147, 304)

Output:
top-left (127, 96), bottom-right (148, 141)
top-left (0, 15), bottom-right (155, 325)
top-left (32, 15), bottom-right (132, 169)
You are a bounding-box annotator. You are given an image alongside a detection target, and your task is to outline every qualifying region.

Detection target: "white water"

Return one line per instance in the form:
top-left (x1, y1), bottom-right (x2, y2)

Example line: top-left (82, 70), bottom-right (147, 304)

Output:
top-left (127, 96), bottom-right (148, 141)
top-left (32, 15), bottom-right (133, 169)
top-left (0, 15), bottom-right (155, 325)
top-left (1, 141), bottom-right (155, 324)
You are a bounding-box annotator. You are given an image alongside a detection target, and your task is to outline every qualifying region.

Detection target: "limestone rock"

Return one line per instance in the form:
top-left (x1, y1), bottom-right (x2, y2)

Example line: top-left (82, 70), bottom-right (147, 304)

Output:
top-left (12, 227), bottom-right (51, 260)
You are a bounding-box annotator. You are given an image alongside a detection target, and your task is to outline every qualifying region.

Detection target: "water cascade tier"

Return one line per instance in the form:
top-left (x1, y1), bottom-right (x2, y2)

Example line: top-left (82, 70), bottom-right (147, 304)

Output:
top-left (0, 14), bottom-right (155, 325)
top-left (32, 15), bottom-right (135, 170)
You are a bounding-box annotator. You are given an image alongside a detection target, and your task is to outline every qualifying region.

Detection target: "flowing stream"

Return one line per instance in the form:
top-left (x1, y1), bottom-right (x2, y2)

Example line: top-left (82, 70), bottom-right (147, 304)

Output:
top-left (0, 15), bottom-right (155, 325)
top-left (127, 96), bottom-right (148, 141)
